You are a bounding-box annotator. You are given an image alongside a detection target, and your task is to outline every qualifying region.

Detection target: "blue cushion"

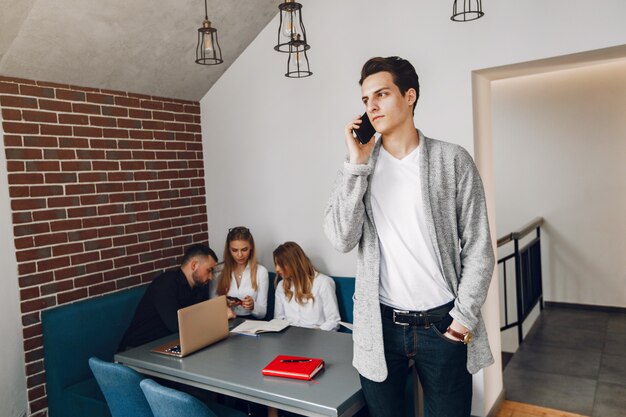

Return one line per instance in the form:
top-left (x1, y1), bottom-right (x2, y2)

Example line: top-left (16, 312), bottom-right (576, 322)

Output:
top-left (43, 285), bottom-right (147, 417)
top-left (65, 377), bottom-right (110, 417)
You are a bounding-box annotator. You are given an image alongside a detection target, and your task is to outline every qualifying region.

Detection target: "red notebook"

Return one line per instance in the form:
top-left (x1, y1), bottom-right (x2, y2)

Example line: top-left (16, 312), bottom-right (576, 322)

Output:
top-left (261, 355), bottom-right (325, 380)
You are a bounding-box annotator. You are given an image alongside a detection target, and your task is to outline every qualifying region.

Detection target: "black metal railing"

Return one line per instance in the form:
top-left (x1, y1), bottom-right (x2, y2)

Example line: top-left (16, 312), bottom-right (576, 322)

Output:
top-left (498, 217), bottom-right (544, 344)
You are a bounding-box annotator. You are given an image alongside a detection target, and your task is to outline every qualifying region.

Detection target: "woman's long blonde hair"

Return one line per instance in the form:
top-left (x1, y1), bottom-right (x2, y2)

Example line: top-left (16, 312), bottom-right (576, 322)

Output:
top-left (217, 227), bottom-right (258, 295)
top-left (273, 241), bottom-right (316, 305)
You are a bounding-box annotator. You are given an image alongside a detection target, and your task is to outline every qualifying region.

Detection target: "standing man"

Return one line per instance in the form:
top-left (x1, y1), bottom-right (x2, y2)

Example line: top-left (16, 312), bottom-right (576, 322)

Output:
top-left (119, 244), bottom-right (221, 351)
top-left (323, 57), bottom-right (495, 417)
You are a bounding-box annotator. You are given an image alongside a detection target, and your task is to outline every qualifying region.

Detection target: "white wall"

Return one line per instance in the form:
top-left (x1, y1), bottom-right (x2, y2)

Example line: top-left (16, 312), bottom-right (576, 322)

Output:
top-left (200, 1), bottom-right (626, 415)
top-left (493, 60), bottom-right (626, 308)
top-left (0, 111), bottom-right (27, 416)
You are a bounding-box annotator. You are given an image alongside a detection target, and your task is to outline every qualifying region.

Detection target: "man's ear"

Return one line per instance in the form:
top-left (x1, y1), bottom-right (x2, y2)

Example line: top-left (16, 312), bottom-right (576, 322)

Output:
top-left (406, 88), bottom-right (417, 107)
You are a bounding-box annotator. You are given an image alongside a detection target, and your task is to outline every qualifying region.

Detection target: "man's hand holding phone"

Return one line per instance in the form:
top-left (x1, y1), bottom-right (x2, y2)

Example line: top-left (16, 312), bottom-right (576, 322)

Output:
top-left (346, 113), bottom-right (376, 165)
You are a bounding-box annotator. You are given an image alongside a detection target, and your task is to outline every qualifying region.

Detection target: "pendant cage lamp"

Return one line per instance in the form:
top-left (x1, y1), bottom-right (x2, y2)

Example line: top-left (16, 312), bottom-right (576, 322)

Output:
top-left (195, 0), bottom-right (223, 65)
top-left (285, 34), bottom-right (312, 78)
top-left (275, 0), bottom-right (310, 54)
top-left (451, 0), bottom-right (484, 22)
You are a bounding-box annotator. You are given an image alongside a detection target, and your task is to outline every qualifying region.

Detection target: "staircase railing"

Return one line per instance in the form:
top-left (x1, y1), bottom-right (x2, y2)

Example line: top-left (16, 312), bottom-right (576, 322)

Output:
top-left (497, 217), bottom-right (544, 344)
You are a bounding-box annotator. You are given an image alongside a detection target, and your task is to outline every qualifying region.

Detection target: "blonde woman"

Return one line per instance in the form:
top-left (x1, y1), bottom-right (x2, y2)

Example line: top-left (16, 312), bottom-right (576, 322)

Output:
top-left (211, 227), bottom-right (269, 319)
top-left (273, 242), bottom-right (340, 331)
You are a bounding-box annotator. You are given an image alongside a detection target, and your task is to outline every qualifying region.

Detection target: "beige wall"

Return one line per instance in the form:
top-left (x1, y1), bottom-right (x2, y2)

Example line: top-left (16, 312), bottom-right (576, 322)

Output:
top-left (492, 60), bottom-right (626, 308)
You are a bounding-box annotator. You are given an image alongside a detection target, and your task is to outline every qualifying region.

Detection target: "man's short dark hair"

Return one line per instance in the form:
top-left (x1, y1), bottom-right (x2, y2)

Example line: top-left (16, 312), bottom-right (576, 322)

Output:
top-left (359, 56), bottom-right (420, 115)
top-left (181, 244), bottom-right (218, 265)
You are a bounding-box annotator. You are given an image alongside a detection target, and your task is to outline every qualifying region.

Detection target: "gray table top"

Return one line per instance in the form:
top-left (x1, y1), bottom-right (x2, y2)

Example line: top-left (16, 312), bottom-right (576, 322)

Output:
top-left (114, 326), bottom-right (364, 417)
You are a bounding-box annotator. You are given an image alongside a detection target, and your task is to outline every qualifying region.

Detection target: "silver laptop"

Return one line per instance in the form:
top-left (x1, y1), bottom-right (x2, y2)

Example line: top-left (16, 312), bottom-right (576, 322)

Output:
top-left (151, 295), bottom-right (229, 358)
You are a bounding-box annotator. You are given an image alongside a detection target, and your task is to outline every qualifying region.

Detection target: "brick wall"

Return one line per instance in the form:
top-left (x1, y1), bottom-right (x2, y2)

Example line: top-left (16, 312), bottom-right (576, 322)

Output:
top-left (0, 76), bottom-right (209, 417)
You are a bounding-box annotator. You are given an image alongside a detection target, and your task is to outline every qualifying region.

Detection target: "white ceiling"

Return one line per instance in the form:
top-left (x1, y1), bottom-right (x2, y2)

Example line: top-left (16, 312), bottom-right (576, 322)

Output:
top-left (0, 0), bottom-right (281, 100)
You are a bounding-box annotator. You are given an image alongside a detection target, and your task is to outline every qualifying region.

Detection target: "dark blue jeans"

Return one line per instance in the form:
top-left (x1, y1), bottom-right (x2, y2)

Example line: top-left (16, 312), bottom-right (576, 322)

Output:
top-left (359, 307), bottom-right (472, 417)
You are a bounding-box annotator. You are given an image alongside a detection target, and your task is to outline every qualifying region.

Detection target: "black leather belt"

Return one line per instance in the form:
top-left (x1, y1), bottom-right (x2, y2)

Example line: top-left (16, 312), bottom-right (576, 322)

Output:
top-left (380, 300), bottom-right (454, 327)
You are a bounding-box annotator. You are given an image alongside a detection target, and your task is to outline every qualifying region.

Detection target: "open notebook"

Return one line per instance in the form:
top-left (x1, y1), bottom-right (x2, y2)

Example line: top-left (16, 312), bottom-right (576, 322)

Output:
top-left (230, 318), bottom-right (289, 335)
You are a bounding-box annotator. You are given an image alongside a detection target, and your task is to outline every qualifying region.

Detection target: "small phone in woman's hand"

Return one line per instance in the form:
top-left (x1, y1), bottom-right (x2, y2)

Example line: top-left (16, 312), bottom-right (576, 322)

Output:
top-left (227, 296), bottom-right (242, 305)
top-left (353, 112), bottom-right (376, 144)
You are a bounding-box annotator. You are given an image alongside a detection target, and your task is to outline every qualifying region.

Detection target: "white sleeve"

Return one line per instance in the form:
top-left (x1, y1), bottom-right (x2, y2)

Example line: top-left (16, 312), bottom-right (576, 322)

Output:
top-left (274, 285), bottom-right (286, 321)
top-left (251, 266), bottom-right (269, 319)
top-left (318, 276), bottom-right (341, 331)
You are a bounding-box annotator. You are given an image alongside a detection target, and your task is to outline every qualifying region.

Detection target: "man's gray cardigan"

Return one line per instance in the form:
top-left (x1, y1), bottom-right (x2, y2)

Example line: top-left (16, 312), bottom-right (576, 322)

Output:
top-left (323, 131), bottom-right (495, 381)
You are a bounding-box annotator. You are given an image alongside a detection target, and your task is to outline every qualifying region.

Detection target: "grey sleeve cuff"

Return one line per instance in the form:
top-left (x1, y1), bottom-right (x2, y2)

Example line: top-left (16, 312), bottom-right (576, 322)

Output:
top-left (343, 161), bottom-right (372, 176)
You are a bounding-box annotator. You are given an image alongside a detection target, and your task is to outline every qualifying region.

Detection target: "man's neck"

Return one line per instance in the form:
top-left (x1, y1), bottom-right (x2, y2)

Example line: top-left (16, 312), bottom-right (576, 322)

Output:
top-left (381, 122), bottom-right (420, 160)
top-left (180, 266), bottom-right (195, 288)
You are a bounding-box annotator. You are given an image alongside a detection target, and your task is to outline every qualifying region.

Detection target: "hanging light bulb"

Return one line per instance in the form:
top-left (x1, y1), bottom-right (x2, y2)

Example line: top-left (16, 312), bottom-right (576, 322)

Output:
top-left (285, 34), bottom-right (312, 78)
top-left (203, 30), bottom-right (214, 53)
top-left (289, 50), bottom-right (303, 70)
top-left (281, 11), bottom-right (296, 37)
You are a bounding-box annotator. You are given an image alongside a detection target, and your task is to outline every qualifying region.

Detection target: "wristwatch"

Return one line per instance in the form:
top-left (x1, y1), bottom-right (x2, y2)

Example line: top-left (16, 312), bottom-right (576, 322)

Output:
top-left (446, 326), bottom-right (473, 344)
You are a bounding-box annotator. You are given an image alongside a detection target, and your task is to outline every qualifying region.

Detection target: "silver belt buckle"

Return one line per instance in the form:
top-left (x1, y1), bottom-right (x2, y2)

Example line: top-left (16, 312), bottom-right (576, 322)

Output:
top-left (392, 309), bottom-right (410, 326)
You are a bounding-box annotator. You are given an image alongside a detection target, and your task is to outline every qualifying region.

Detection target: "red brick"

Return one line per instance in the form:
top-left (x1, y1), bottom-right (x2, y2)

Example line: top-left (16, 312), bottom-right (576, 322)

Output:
top-left (21, 296), bottom-right (56, 313)
top-left (113, 235), bottom-right (138, 246)
top-left (2, 108), bottom-right (22, 120)
top-left (65, 184), bottom-right (95, 195)
top-left (8, 173), bottom-right (42, 185)
top-left (27, 385), bottom-right (46, 402)
top-left (4, 134), bottom-right (22, 147)
top-left (125, 222), bottom-right (149, 234)
top-left (86, 93), bottom-right (114, 105)
top-left (57, 288), bottom-right (88, 304)
top-left (26, 160), bottom-right (60, 172)
top-left (103, 128), bottom-right (129, 138)
top-left (0, 95), bottom-right (38, 108)
top-left (45, 173), bottom-right (77, 183)
top-left (155, 151), bottom-right (177, 160)
top-left (92, 161), bottom-right (119, 170)
top-left (101, 247), bottom-right (125, 259)
top-left (56, 89), bottom-right (86, 101)
top-left (74, 273), bottom-right (103, 288)
top-left (106, 150), bottom-right (132, 160)
top-left (115, 96), bottom-right (141, 107)
top-left (14, 221), bottom-right (50, 236)
top-left (89, 138), bottom-right (118, 149)
top-left (186, 124), bottom-right (201, 133)
top-left (110, 213), bottom-right (137, 225)
top-left (40, 280), bottom-right (73, 297)
top-left (62, 161), bottom-right (92, 171)
top-left (140, 100), bottom-right (163, 110)
top-left (184, 104), bottom-right (201, 114)
top-left (107, 172), bottom-right (133, 181)
top-left (52, 243), bottom-right (83, 257)
top-left (142, 140), bottom-right (165, 150)
top-left (89, 281), bottom-right (117, 296)
top-left (23, 136), bottom-right (58, 148)
top-left (129, 129), bottom-right (153, 139)
top-left (174, 113), bottom-right (194, 123)
top-left (96, 183), bottom-right (123, 193)
top-left (67, 228), bottom-right (98, 241)
top-left (137, 211), bottom-right (159, 222)
top-left (20, 85), bottom-right (55, 98)
top-left (129, 108), bottom-right (152, 119)
top-left (166, 141), bottom-right (186, 151)
top-left (71, 85), bottom-right (100, 93)
top-left (86, 260), bottom-right (113, 274)
top-left (148, 180), bottom-right (169, 190)
top-left (84, 238), bottom-right (113, 251)
top-left (54, 265), bottom-right (86, 281)
top-left (82, 216), bottom-right (110, 228)
top-left (49, 219), bottom-right (82, 232)
top-left (21, 110), bottom-right (57, 123)
top-left (59, 114), bottom-right (89, 125)
top-left (34, 232), bottom-right (68, 247)
top-left (118, 118), bottom-right (142, 129)
top-left (153, 131), bottom-right (175, 141)
top-left (102, 106), bottom-right (128, 117)
top-left (74, 126), bottom-right (103, 137)
top-left (24, 336), bottom-right (44, 352)
top-left (71, 252), bottom-right (100, 265)
top-left (24, 346), bottom-right (44, 362)
top-left (118, 140), bottom-right (142, 150)
top-left (59, 136), bottom-right (89, 148)
top-left (0, 81), bottom-right (20, 94)
top-left (108, 192), bottom-right (135, 203)
top-left (131, 261), bottom-right (155, 275)
top-left (40, 124), bottom-right (73, 136)
top-left (7, 161), bottom-right (25, 171)
top-left (89, 116), bottom-right (116, 127)
top-left (114, 255), bottom-right (139, 268)
top-left (76, 149), bottom-right (105, 159)
top-left (97, 204), bottom-right (124, 216)
top-left (33, 209), bottom-right (67, 222)
top-left (48, 196), bottom-right (80, 208)
top-left (163, 102), bottom-right (184, 112)
top-left (39, 98), bottom-right (71, 112)
top-left (27, 372), bottom-right (47, 390)
top-left (72, 102), bottom-right (101, 114)
top-left (15, 236), bottom-right (35, 249)
top-left (16, 247), bottom-right (51, 262)
top-left (143, 120), bottom-right (164, 130)
top-left (152, 111), bottom-right (175, 121)
top-left (122, 182), bottom-right (147, 192)
top-left (21, 287), bottom-right (40, 300)
top-left (76, 172), bottom-right (106, 182)
top-left (3, 121), bottom-right (39, 134)
top-left (134, 191), bottom-right (158, 201)
top-left (19, 272), bottom-right (53, 288)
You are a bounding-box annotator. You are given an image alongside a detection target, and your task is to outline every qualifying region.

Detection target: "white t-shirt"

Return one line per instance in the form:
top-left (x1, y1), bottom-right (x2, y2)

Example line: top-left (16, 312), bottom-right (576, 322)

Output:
top-left (370, 144), bottom-right (454, 311)
top-left (210, 263), bottom-right (269, 318)
top-left (274, 272), bottom-right (341, 331)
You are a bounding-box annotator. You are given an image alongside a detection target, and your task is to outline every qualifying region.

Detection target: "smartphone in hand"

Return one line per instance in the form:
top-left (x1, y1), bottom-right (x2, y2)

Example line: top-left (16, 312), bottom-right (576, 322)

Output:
top-left (227, 296), bottom-right (242, 305)
top-left (353, 112), bottom-right (376, 144)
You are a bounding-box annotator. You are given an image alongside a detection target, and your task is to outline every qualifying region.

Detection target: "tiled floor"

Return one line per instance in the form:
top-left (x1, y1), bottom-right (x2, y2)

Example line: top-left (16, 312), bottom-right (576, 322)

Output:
top-left (503, 305), bottom-right (626, 417)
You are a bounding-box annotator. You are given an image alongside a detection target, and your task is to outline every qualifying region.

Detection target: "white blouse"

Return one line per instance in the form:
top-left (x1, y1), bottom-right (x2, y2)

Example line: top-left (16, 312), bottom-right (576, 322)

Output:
top-left (274, 272), bottom-right (340, 331)
top-left (210, 263), bottom-right (269, 319)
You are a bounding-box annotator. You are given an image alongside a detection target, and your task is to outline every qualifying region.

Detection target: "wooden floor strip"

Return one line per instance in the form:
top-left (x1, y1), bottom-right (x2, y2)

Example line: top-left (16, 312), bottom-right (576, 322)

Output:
top-left (496, 400), bottom-right (590, 417)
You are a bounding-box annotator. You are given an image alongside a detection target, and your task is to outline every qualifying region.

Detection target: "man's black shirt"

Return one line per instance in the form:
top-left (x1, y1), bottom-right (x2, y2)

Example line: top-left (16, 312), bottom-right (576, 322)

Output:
top-left (118, 268), bottom-right (209, 351)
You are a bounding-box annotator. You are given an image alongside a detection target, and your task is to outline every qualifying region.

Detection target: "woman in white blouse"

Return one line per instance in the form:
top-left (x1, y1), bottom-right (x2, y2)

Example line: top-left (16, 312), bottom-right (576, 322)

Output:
top-left (273, 241), bottom-right (340, 331)
top-left (211, 226), bottom-right (269, 319)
